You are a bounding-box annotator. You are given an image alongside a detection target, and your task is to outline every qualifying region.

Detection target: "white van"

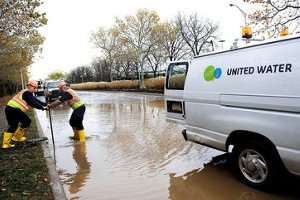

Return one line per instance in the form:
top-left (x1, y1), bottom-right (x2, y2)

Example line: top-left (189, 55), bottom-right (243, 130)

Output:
top-left (165, 35), bottom-right (300, 190)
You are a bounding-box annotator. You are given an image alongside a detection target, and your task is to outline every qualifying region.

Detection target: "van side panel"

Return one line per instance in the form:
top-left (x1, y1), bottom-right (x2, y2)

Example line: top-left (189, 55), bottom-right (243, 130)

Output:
top-left (183, 36), bottom-right (300, 176)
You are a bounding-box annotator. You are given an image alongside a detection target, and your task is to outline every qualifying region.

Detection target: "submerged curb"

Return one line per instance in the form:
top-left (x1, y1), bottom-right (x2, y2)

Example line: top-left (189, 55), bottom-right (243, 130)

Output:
top-left (34, 111), bottom-right (67, 200)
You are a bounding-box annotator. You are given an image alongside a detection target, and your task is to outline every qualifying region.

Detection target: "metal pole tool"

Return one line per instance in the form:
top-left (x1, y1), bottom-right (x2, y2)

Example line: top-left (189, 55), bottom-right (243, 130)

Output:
top-left (48, 108), bottom-right (55, 145)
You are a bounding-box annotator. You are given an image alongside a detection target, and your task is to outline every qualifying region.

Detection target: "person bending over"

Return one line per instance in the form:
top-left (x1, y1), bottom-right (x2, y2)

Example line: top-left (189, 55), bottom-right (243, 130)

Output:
top-left (3, 80), bottom-right (48, 149)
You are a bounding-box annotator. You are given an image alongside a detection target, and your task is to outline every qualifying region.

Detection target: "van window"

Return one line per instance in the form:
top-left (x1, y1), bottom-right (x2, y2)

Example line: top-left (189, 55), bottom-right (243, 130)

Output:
top-left (166, 62), bottom-right (188, 90)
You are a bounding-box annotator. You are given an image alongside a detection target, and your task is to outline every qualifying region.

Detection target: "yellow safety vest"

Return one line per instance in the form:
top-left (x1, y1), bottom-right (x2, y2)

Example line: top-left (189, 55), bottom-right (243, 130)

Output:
top-left (66, 89), bottom-right (84, 110)
top-left (7, 89), bottom-right (31, 112)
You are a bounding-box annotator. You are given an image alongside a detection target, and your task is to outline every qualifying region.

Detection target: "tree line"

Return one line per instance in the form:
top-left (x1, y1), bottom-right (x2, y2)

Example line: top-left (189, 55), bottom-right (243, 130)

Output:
top-left (47, 10), bottom-right (221, 85)
top-left (86, 10), bottom-right (220, 88)
top-left (47, 10), bottom-right (220, 85)
top-left (62, 0), bottom-right (300, 87)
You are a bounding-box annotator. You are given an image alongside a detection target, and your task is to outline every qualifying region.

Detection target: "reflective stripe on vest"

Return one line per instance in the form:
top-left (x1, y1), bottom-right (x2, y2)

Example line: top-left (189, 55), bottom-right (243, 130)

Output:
top-left (66, 89), bottom-right (84, 110)
top-left (7, 89), bottom-right (31, 112)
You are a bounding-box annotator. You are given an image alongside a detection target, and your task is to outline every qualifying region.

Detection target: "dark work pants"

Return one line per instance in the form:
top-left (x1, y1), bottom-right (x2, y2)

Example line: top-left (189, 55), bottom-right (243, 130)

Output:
top-left (69, 105), bottom-right (85, 130)
top-left (5, 106), bottom-right (31, 133)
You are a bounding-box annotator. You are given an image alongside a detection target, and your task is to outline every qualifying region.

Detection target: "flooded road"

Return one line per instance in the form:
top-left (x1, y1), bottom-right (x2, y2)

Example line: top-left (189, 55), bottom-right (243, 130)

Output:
top-left (35, 91), bottom-right (300, 200)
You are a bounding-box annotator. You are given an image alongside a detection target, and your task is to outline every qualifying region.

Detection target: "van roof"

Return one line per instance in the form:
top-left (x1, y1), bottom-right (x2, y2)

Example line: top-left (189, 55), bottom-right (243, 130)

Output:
top-left (194, 34), bottom-right (300, 59)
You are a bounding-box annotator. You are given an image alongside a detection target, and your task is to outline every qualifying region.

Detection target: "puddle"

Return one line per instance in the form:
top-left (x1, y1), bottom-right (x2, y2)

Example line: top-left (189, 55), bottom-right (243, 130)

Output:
top-left (34, 91), bottom-right (300, 200)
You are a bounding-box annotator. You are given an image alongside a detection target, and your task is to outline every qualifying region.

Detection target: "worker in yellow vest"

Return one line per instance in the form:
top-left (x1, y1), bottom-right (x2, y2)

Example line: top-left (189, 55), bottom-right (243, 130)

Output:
top-left (48, 82), bottom-right (86, 142)
top-left (2, 80), bottom-right (48, 149)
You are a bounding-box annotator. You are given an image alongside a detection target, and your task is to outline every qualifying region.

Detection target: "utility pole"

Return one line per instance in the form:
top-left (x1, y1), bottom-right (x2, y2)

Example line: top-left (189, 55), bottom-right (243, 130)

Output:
top-left (20, 68), bottom-right (25, 89)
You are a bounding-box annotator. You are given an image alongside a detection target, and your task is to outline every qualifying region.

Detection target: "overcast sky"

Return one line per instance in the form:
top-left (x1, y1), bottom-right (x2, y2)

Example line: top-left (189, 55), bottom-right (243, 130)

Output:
top-left (29, 0), bottom-right (249, 80)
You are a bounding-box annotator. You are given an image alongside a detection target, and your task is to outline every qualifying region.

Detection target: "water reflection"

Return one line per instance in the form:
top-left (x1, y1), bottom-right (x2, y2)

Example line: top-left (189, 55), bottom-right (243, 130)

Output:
top-left (168, 161), bottom-right (300, 200)
top-left (62, 143), bottom-right (91, 195)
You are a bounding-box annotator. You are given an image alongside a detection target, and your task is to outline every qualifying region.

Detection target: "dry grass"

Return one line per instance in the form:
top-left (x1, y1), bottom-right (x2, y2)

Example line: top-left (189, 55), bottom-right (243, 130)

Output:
top-left (71, 77), bottom-right (165, 91)
top-left (110, 80), bottom-right (140, 89)
top-left (144, 76), bottom-right (164, 90)
top-left (70, 82), bottom-right (111, 90)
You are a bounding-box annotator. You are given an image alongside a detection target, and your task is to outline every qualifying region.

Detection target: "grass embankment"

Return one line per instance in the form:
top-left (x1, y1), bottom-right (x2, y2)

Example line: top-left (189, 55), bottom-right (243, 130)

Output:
top-left (70, 76), bottom-right (165, 92)
top-left (0, 106), bottom-right (54, 200)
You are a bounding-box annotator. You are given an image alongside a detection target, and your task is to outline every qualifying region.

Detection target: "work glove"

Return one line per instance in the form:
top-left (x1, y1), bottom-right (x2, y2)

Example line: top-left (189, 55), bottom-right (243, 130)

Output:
top-left (43, 106), bottom-right (49, 111)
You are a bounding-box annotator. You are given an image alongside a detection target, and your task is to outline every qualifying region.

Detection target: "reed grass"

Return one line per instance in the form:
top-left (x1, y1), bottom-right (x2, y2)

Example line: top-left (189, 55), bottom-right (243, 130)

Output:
top-left (71, 77), bottom-right (165, 91)
top-left (144, 76), bottom-right (164, 90)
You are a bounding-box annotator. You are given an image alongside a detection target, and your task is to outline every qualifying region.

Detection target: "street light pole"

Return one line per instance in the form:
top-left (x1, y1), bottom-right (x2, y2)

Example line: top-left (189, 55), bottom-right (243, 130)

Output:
top-left (20, 67), bottom-right (24, 89)
top-left (229, 4), bottom-right (247, 27)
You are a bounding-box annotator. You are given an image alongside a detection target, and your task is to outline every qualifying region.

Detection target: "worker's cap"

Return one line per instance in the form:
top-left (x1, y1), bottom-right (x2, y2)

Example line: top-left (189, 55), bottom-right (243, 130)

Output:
top-left (26, 80), bottom-right (38, 88)
top-left (58, 81), bottom-right (67, 90)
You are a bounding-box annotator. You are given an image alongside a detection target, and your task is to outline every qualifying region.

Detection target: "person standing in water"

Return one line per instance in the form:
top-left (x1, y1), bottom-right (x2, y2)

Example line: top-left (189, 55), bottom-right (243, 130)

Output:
top-left (48, 82), bottom-right (86, 142)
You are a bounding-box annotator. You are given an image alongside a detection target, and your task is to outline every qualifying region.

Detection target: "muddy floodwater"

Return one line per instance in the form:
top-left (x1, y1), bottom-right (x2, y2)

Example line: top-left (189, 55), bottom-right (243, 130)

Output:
top-left (35, 91), bottom-right (300, 200)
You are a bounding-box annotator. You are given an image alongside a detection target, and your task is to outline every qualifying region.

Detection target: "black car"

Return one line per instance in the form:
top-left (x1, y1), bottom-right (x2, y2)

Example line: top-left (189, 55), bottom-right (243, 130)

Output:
top-left (44, 80), bottom-right (63, 102)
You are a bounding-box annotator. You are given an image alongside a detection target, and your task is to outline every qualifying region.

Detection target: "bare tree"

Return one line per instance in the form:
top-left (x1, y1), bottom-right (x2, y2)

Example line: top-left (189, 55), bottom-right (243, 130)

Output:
top-left (91, 27), bottom-right (120, 82)
top-left (91, 58), bottom-right (111, 82)
top-left (68, 66), bottom-right (93, 83)
top-left (114, 9), bottom-right (162, 89)
top-left (160, 21), bottom-right (191, 61)
top-left (145, 41), bottom-right (166, 77)
top-left (175, 12), bottom-right (220, 56)
top-left (114, 43), bottom-right (138, 80)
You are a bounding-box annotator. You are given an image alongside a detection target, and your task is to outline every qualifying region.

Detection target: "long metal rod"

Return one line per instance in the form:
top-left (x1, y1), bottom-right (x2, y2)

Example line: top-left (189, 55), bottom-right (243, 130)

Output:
top-left (48, 108), bottom-right (55, 145)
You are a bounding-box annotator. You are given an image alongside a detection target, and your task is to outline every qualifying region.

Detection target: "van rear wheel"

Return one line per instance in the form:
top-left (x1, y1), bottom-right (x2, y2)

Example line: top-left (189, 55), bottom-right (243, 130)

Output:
top-left (232, 141), bottom-right (279, 190)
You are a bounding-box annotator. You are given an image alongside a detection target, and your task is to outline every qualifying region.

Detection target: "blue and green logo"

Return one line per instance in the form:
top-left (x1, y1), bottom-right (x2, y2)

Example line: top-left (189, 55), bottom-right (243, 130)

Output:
top-left (204, 65), bottom-right (222, 81)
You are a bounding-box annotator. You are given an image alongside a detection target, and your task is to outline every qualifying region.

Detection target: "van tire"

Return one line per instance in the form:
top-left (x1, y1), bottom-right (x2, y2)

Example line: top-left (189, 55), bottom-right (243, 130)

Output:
top-left (232, 141), bottom-right (279, 191)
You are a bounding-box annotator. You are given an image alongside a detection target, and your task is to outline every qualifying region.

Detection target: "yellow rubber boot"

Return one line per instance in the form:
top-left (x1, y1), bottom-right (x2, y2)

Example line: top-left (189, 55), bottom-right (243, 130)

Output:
top-left (2, 132), bottom-right (15, 149)
top-left (12, 127), bottom-right (27, 142)
top-left (72, 127), bottom-right (79, 140)
top-left (78, 130), bottom-right (86, 142)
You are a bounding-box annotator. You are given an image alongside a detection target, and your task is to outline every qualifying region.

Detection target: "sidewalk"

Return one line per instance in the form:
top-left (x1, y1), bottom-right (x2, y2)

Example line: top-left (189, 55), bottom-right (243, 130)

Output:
top-left (0, 106), bottom-right (6, 132)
